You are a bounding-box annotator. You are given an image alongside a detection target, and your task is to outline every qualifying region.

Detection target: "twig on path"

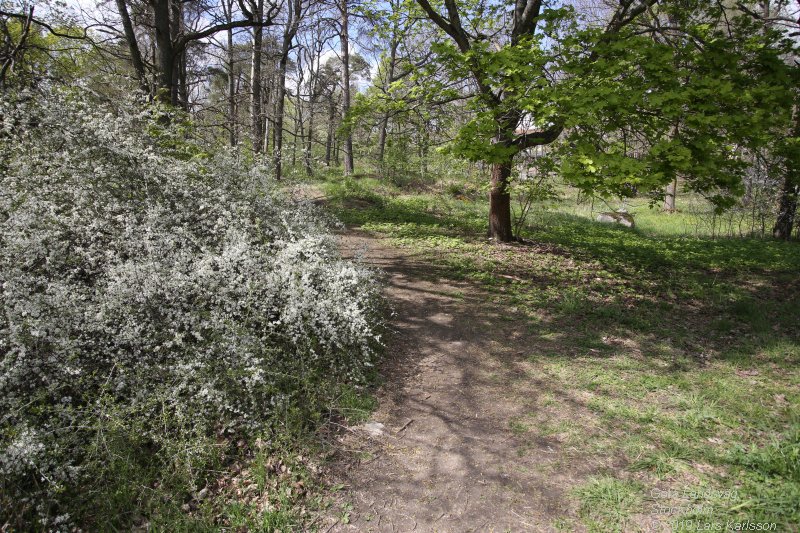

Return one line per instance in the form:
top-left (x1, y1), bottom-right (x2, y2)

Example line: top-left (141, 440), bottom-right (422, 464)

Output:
top-left (397, 418), bottom-right (414, 433)
top-left (511, 509), bottom-right (534, 528)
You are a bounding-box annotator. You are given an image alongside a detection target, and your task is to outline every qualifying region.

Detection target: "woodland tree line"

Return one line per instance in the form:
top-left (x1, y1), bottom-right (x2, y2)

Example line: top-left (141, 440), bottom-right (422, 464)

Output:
top-left (1, 0), bottom-right (798, 241)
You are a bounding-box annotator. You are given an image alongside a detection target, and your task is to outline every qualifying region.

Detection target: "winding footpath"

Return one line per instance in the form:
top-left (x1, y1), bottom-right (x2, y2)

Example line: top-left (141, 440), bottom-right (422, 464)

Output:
top-left (322, 226), bottom-right (590, 533)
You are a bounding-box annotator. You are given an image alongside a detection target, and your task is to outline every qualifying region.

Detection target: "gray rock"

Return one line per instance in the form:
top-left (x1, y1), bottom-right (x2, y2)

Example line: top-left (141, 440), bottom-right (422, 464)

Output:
top-left (596, 211), bottom-right (635, 228)
top-left (360, 422), bottom-right (386, 437)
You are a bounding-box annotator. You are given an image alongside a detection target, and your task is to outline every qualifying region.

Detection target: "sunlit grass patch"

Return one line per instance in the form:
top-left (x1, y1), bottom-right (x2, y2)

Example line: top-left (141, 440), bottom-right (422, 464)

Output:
top-left (313, 169), bottom-right (800, 530)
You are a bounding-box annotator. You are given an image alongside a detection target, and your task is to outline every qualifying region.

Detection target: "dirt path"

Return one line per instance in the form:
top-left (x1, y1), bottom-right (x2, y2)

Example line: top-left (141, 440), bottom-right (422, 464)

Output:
top-left (324, 228), bottom-right (590, 532)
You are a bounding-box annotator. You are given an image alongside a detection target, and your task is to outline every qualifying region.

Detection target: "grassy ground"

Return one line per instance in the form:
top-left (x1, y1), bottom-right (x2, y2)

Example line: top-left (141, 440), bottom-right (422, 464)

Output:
top-left (313, 169), bottom-right (800, 532)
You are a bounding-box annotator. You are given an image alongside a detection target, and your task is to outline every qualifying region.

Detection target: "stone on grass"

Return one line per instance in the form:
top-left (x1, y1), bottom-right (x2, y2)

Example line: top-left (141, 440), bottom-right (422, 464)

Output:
top-left (596, 211), bottom-right (635, 228)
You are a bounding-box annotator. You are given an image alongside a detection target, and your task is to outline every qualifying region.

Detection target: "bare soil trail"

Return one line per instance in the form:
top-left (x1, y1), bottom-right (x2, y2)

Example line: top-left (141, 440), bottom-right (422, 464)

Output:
top-left (322, 224), bottom-right (593, 533)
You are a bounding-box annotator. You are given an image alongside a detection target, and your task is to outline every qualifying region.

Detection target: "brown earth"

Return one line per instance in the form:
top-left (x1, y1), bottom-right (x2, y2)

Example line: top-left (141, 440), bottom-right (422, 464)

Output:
top-left (321, 228), bottom-right (601, 533)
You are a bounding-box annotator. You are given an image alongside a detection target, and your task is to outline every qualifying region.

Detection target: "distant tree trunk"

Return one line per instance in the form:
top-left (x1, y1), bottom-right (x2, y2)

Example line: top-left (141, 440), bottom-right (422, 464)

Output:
top-left (292, 93), bottom-right (301, 167)
top-left (304, 96), bottom-right (314, 175)
top-left (263, 69), bottom-right (274, 154)
top-left (325, 96), bottom-right (335, 166)
top-left (226, 25), bottom-right (236, 146)
top-left (340, 0), bottom-right (354, 175)
top-left (250, 0), bottom-right (264, 153)
top-left (377, 38), bottom-right (398, 165)
top-left (664, 177), bottom-right (677, 212)
top-left (489, 160), bottom-right (514, 242)
top-left (292, 52), bottom-right (304, 168)
top-left (273, 53), bottom-right (288, 179)
top-left (419, 120), bottom-right (429, 177)
top-left (273, 0), bottom-right (300, 180)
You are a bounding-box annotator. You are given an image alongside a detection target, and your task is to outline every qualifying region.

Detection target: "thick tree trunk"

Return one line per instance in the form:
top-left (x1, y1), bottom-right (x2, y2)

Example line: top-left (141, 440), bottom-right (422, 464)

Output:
top-left (178, 52), bottom-right (188, 109)
top-left (773, 175), bottom-right (798, 239)
top-left (250, 0), bottom-right (264, 153)
top-left (152, 0), bottom-right (175, 104)
top-left (340, 0), bottom-right (354, 175)
top-left (774, 112), bottom-right (799, 240)
top-left (489, 160), bottom-right (514, 242)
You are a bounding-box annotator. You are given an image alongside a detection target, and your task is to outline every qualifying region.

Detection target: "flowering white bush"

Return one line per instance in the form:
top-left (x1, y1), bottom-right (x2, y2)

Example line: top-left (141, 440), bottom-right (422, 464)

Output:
top-left (0, 90), bottom-right (381, 528)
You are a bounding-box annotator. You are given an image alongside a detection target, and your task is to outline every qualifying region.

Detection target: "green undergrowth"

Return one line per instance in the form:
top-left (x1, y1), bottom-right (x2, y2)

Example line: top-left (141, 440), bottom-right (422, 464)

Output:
top-left (316, 171), bottom-right (800, 531)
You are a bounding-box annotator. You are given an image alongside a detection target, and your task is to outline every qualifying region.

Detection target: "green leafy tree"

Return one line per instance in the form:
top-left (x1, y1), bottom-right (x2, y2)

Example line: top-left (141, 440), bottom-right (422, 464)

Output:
top-left (412, 0), bottom-right (797, 241)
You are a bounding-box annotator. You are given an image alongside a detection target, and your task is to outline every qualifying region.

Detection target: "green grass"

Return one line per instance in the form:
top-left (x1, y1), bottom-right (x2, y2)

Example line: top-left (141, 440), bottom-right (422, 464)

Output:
top-left (334, 384), bottom-right (378, 424)
top-left (314, 170), bottom-right (800, 530)
top-left (573, 476), bottom-right (644, 532)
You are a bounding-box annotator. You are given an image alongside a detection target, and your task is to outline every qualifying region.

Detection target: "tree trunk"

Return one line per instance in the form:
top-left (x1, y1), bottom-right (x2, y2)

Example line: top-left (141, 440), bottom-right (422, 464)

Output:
top-left (114, 0), bottom-right (149, 95)
top-left (340, 0), bottom-right (354, 175)
top-left (489, 160), bottom-right (514, 242)
top-left (168, 0), bottom-right (182, 107)
top-left (774, 111), bottom-right (799, 240)
top-left (152, 0), bottom-right (175, 104)
top-left (663, 177), bottom-right (677, 212)
top-left (273, 54), bottom-right (288, 179)
top-left (178, 51), bottom-right (188, 109)
top-left (250, 0), bottom-right (264, 153)
top-left (325, 96), bottom-right (335, 166)
top-left (377, 39), bottom-right (398, 165)
top-left (304, 99), bottom-right (314, 176)
top-left (273, 0), bottom-right (301, 180)
top-left (773, 175), bottom-right (798, 239)
top-left (292, 98), bottom-right (300, 167)
top-left (226, 25), bottom-right (237, 146)
top-left (262, 72), bottom-right (272, 153)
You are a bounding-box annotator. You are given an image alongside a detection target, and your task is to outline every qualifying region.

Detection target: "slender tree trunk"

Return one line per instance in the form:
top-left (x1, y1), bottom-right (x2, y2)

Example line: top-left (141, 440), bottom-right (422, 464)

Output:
top-left (114, 0), bottom-right (149, 95)
top-left (664, 177), bottom-right (677, 212)
top-left (292, 98), bottom-right (300, 167)
top-left (250, 0), bottom-right (264, 153)
top-left (377, 38), bottom-right (398, 166)
top-left (168, 0), bottom-right (182, 107)
top-left (304, 95), bottom-right (314, 175)
top-left (227, 25), bottom-right (236, 146)
top-left (340, 0), bottom-right (354, 175)
top-left (273, 0), bottom-right (300, 180)
top-left (273, 54), bottom-right (288, 179)
top-left (420, 120), bottom-right (429, 178)
top-left (489, 160), bottom-right (514, 242)
top-left (325, 96), bottom-right (335, 166)
top-left (262, 80), bottom-right (271, 153)
top-left (304, 120), bottom-right (314, 175)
